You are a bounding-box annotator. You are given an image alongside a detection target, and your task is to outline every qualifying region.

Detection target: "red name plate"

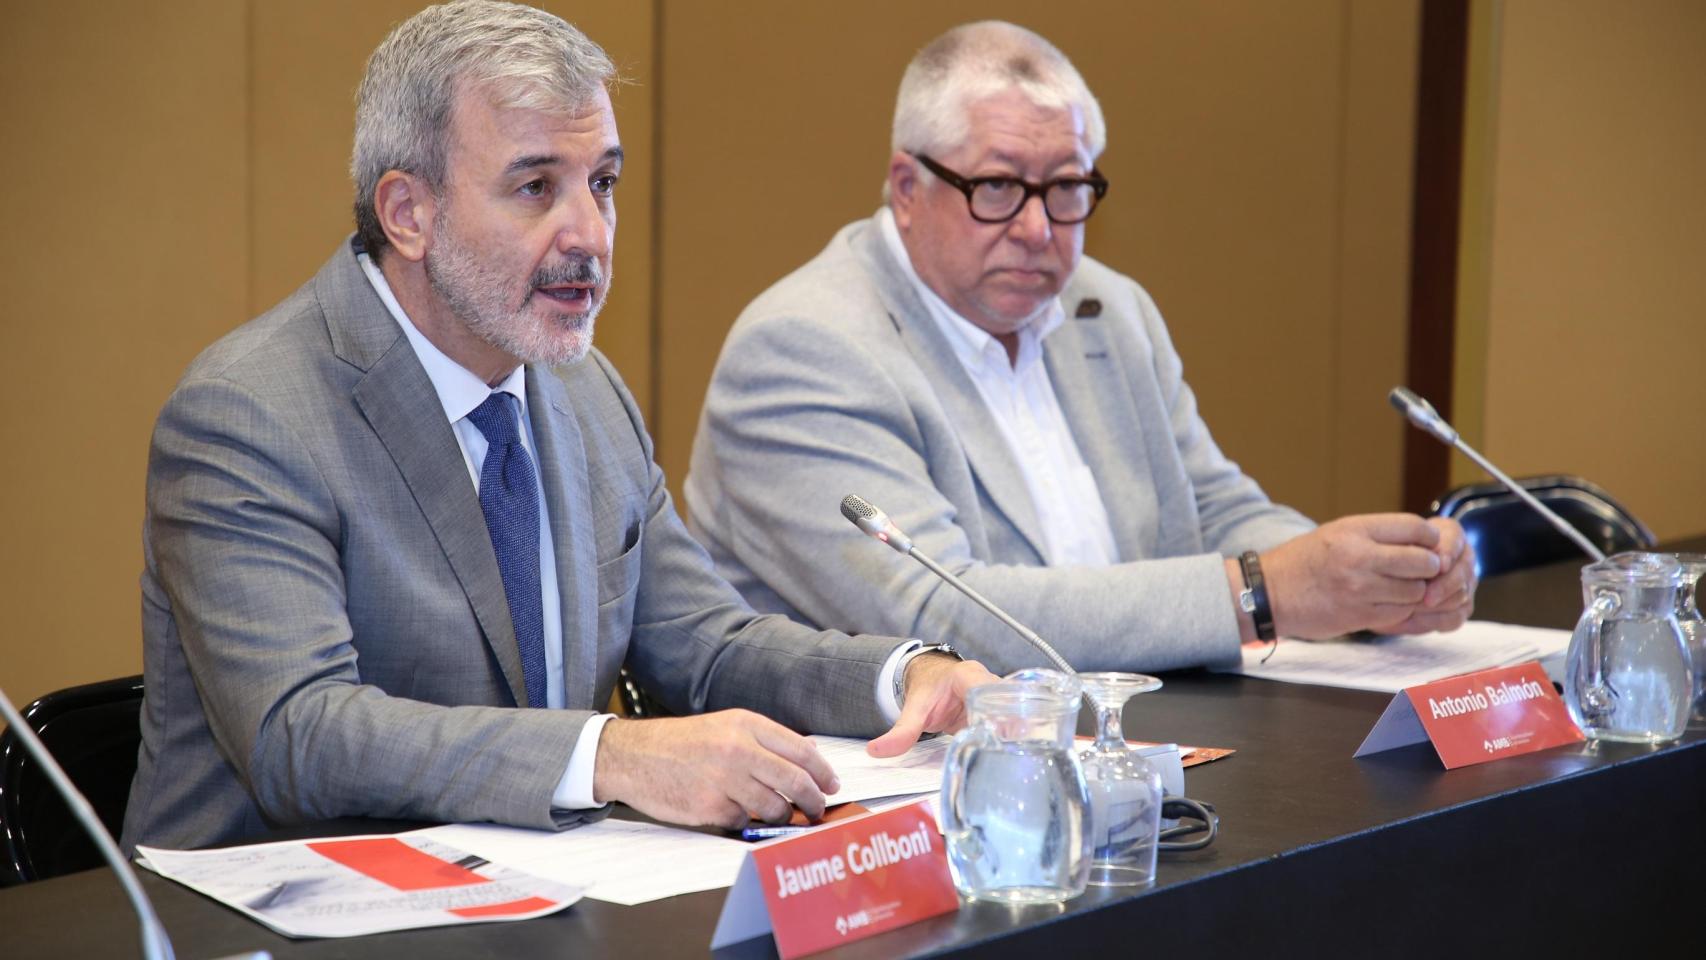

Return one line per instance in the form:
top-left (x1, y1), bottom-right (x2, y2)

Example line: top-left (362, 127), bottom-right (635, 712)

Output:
top-left (1354, 661), bottom-right (1584, 768)
top-left (710, 798), bottom-right (957, 958)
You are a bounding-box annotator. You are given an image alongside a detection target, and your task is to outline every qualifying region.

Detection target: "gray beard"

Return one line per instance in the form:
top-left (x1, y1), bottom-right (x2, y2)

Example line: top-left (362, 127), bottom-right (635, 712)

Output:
top-left (424, 223), bottom-right (606, 368)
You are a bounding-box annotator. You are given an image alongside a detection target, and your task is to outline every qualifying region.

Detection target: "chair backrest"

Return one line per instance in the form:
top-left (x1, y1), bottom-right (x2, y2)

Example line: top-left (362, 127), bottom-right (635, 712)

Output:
top-left (1431, 474), bottom-right (1657, 578)
top-left (0, 675), bottom-right (144, 885)
top-left (615, 666), bottom-right (670, 719)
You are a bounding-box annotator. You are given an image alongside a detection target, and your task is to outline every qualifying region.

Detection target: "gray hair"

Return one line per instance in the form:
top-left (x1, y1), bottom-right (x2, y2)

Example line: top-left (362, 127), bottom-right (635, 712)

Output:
top-left (890, 21), bottom-right (1104, 196)
top-left (351, 0), bottom-right (616, 258)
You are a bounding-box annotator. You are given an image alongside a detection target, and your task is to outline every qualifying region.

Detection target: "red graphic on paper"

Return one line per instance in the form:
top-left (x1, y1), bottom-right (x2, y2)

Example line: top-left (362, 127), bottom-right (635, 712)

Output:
top-left (307, 838), bottom-right (488, 890)
top-left (306, 837), bottom-right (552, 919)
top-left (751, 799), bottom-right (957, 958)
top-left (446, 896), bottom-right (559, 918)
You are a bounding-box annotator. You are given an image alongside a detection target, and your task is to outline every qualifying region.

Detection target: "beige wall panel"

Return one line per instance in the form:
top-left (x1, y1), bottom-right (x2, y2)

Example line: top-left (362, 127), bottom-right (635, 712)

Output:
top-left (248, 1), bottom-right (425, 315)
top-left (1483, 0), bottom-right (1706, 539)
top-left (0, 0), bottom-right (1419, 709)
top-left (657, 1), bottom-right (1406, 523)
top-left (249, 0), bottom-right (657, 416)
top-left (0, 1), bottom-right (249, 703)
top-left (1330, 0), bottom-right (1420, 517)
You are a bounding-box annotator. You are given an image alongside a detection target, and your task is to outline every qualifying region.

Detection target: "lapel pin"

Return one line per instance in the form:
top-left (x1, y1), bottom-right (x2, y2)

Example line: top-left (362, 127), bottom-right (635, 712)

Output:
top-left (1075, 298), bottom-right (1102, 318)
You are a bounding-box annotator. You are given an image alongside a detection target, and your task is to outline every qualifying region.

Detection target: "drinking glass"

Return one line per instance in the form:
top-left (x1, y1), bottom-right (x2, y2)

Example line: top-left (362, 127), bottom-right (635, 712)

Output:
top-left (1076, 671), bottom-right (1165, 887)
top-left (1667, 553), bottom-right (1706, 725)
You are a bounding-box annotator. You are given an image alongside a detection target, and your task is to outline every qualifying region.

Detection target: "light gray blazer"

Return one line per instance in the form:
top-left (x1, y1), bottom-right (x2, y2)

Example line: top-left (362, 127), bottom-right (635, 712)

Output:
top-left (122, 240), bottom-right (900, 853)
top-left (685, 215), bottom-right (1314, 676)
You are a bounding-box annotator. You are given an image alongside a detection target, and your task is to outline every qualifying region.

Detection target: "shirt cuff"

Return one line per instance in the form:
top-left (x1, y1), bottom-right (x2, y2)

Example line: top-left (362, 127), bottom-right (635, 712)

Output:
top-left (875, 640), bottom-right (923, 724)
top-left (552, 713), bottom-right (616, 810)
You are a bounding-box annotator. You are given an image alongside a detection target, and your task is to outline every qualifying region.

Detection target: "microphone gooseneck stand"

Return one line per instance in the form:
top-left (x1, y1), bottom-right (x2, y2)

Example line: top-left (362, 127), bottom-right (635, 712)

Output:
top-left (1387, 387), bottom-right (1606, 563)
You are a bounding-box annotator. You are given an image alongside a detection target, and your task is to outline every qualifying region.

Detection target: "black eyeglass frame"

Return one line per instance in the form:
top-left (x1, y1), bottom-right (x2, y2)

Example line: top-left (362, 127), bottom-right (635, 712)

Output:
top-left (911, 152), bottom-right (1109, 225)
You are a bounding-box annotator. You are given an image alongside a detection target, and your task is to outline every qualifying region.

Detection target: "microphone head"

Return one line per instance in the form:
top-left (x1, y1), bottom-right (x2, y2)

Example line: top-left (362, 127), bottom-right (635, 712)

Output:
top-left (1387, 386), bottom-right (1458, 445)
top-left (839, 494), bottom-right (877, 524)
top-left (839, 494), bottom-right (914, 554)
top-left (1388, 386), bottom-right (1426, 416)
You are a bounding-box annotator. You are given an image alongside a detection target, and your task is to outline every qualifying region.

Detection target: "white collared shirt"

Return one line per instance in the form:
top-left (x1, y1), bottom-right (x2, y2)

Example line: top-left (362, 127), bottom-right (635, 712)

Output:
top-left (877, 208), bottom-right (1120, 567)
top-left (357, 253), bottom-right (608, 809)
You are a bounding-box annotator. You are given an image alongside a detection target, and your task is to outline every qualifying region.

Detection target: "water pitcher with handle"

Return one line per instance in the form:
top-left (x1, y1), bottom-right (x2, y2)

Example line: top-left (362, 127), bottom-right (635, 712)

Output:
top-left (1564, 552), bottom-right (1692, 743)
top-left (940, 668), bottom-right (1092, 903)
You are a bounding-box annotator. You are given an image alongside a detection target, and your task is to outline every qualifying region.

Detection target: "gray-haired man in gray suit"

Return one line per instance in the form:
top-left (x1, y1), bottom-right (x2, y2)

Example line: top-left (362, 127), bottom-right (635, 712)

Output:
top-left (122, 1), bottom-right (993, 854)
top-left (686, 22), bottom-right (1478, 676)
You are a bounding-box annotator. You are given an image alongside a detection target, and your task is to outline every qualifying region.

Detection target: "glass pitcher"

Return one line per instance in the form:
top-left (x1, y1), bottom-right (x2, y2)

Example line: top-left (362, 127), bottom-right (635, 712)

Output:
top-left (940, 668), bottom-right (1092, 903)
top-left (1564, 552), bottom-right (1693, 743)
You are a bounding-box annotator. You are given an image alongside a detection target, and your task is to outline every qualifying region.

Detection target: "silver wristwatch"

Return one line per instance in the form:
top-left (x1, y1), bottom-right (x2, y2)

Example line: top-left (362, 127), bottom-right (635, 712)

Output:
top-left (893, 642), bottom-right (961, 707)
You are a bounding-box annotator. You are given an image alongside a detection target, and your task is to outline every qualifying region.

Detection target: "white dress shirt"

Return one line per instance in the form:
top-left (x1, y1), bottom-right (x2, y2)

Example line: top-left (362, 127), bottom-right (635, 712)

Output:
top-left (877, 208), bottom-right (1120, 567)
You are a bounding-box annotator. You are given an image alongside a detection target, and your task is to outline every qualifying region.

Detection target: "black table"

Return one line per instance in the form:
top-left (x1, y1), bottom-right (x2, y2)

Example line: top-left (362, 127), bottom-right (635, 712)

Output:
top-left (5, 549), bottom-right (1703, 959)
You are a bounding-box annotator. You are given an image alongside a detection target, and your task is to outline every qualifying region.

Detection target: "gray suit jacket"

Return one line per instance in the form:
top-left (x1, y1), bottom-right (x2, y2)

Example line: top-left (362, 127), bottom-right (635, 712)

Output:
top-left (122, 240), bottom-right (900, 853)
top-left (685, 215), bottom-right (1314, 675)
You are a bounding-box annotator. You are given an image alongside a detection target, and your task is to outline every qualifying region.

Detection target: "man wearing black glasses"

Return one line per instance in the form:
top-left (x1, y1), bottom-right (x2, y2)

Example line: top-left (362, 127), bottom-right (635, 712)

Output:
top-left (685, 21), bottom-right (1477, 675)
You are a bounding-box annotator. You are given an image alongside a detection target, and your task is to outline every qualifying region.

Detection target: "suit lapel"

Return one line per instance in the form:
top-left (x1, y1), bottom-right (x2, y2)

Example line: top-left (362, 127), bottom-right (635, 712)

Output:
top-left (1043, 311), bottom-right (1161, 561)
top-left (527, 369), bottom-right (599, 711)
top-left (321, 244), bottom-right (529, 707)
top-left (855, 222), bottom-right (1049, 561)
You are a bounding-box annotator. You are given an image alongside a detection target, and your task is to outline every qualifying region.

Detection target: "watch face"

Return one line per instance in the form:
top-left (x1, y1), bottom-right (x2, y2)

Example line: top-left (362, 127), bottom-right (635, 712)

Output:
top-left (1239, 589), bottom-right (1257, 614)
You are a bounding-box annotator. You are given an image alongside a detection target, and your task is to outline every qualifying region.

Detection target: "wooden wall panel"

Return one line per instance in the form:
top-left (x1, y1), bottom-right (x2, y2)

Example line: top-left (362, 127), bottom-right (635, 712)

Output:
top-left (249, 0), bottom-right (657, 415)
top-left (655, 0), bottom-right (1418, 524)
top-left (0, 0), bottom-right (1418, 705)
top-left (0, 1), bottom-right (249, 704)
top-left (1480, 0), bottom-right (1706, 539)
top-left (0, 1), bottom-right (655, 705)
top-left (1332, 0), bottom-right (1421, 517)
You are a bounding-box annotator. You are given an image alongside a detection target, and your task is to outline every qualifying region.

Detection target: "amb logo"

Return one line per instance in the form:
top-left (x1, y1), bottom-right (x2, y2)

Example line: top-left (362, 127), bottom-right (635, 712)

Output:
top-left (836, 910), bottom-right (872, 936)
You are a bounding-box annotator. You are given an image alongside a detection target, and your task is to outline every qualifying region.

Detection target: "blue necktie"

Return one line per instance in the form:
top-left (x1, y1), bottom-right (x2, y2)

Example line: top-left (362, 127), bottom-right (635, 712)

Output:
top-left (466, 393), bottom-right (547, 708)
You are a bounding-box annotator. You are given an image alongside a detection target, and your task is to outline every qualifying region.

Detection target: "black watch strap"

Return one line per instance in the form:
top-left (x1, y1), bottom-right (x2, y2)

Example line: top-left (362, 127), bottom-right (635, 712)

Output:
top-left (1239, 550), bottom-right (1276, 641)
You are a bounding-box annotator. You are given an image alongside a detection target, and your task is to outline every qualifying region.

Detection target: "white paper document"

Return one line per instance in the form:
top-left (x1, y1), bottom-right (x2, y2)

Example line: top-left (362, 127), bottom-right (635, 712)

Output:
top-left (138, 735), bottom-right (957, 924)
top-left (408, 736), bottom-right (952, 906)
top-left (814, 733), bottom-right (947, 805)
top-left (1225, 620), bottom-right (1572, 693)
top-left (136, 833), bottom-right (583, 938)
top-left (412, 818), bottom-right (751, 906)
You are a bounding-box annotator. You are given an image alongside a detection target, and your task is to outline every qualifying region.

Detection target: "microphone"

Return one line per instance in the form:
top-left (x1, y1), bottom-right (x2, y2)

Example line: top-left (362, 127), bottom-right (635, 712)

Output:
top-left (0, 684), bottom-right (271, 960)
top-left (1387, 387), bottom-right (1606, 563)
top-left (1388, 386), bottom-right (1457, 445)
top-left (838, 494), bottom-right (1079, 677)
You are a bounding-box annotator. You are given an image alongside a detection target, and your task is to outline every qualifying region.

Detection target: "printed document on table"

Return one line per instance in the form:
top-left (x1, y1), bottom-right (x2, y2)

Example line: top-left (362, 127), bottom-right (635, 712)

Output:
top-left (1225, 620), bottom-right (1572, 693)
top-left (413, 818), bottom-right (752, 906)
top-left (135, 833), bottom-right (583, 938)
top-left (409, 736), bottom-right (953, 905)
top-left (814, 733), bottom-right (947, 805)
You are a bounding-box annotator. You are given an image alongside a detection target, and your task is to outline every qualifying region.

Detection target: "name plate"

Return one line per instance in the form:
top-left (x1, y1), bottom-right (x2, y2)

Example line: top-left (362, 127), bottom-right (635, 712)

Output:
top-left (710, 798), bottom-right (957, 958)
top-left (1354, 661), bottom-right (1584, 768)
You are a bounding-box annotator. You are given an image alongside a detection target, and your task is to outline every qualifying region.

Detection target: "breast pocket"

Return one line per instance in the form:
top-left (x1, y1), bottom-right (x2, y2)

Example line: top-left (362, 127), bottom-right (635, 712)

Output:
top-left (594, 530), bottom-right (643, 700)
top-left (595, 528), bottom-right (643, 607)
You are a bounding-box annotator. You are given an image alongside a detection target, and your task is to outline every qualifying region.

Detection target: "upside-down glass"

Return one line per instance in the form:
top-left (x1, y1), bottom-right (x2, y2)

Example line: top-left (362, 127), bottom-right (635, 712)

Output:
top-left (1666, 553), bottom-right (1706, 725)
top-left (1076, 672), bottom-right (1165, 887)
top-left (1564, 552), bottom-right (1693, 743)
top-left (940, 669), bottom-right (1092, 903)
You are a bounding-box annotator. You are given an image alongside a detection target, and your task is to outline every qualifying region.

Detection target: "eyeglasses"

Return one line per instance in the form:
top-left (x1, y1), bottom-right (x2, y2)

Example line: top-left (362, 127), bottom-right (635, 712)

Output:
top-left (912, 153), bottom-right (1108, 225)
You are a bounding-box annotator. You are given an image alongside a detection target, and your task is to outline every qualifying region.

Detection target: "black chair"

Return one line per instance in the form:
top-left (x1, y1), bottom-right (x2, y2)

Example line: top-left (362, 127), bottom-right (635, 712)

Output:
top-left (1431, 474), bottom-right (1656, 578)
top-left (0, 675), bottom-right (144, 885)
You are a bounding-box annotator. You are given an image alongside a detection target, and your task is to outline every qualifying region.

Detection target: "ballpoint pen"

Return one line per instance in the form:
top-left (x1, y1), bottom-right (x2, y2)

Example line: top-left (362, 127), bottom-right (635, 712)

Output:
top-left (739, 824), bottom-right (816, 841)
